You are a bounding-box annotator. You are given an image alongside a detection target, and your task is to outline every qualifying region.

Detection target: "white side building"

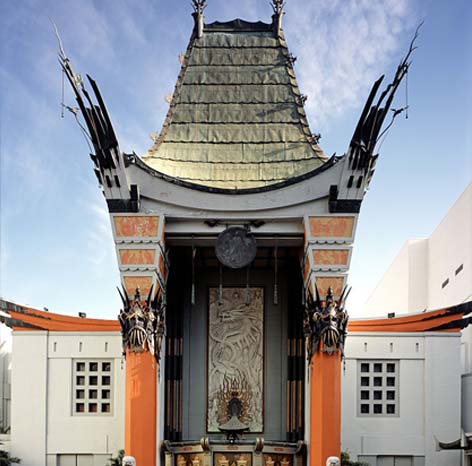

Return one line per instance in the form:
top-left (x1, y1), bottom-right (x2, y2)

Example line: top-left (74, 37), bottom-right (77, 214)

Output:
top-left (342, 332), bottom-right (462, 466)
top-left (11, 331), bottom-right (124, 466)
top-left (365, 181), bottom-right (472, 463)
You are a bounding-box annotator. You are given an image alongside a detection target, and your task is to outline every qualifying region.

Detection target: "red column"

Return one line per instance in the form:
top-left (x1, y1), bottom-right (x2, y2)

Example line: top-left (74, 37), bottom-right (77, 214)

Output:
top-left (125, 351), bottom-right (157, 466)
top-left (309, 345), bottom-right (341, 466)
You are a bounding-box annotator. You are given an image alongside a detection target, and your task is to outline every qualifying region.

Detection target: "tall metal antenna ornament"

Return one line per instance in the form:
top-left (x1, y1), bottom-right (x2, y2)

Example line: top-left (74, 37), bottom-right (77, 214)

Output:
top-left (345, 22), bottom-right (423, 183)
top-left (55, 22), bottom-right (136, 210)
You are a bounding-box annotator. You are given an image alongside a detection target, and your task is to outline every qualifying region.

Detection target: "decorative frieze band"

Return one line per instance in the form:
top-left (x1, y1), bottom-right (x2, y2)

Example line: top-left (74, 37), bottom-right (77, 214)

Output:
top-left (113, 215), bottom-right (159, 238)
top-left (302, 215), bottom-right (357, 300)
top-left (119, 249), bottom-right (156, 265)
top-left (304, 215), bottom-right (357, 244)
top-left (122, 275), bottom-right (154, 297)
top-left (111, 214), bottom-right (168, 298)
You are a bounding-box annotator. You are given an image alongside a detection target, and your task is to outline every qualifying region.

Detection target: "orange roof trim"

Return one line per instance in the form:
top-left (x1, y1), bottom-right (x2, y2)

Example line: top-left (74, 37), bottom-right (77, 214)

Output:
top-left (1, 299), bottom-right (470, 334)
top-left (0, 300), bottom-right (120, 332)
top-left (348, 301), bottom-right (472, 333)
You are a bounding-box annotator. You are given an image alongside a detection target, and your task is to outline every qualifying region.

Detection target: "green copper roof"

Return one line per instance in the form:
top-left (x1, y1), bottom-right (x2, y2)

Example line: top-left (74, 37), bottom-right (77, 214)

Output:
top-left (142, 19), bottom-right (327, 189)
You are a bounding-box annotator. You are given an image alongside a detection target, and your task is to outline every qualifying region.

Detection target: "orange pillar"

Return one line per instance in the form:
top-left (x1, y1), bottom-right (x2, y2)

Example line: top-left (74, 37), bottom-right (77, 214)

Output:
top-left (125, 350), bottom-right (157, 466)
top-left (309, 345), bottom-right (342, 466)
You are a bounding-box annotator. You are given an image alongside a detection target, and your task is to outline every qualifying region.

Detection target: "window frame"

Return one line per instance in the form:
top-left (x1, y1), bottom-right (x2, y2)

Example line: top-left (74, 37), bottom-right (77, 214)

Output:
top-left (72, 359), bottom-right (114, 416)
top-left (357, 359), bottom-right (399, 418)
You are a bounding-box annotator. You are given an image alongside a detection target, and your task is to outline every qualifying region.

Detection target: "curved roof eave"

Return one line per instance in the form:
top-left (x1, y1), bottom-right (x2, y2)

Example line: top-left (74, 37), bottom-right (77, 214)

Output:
top-left (131, 153), bottom-right (340, 196)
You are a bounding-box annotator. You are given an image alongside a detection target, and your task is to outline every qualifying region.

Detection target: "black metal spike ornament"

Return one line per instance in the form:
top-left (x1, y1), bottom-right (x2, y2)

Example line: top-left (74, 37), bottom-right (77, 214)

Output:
top-left (273, 237), bottom-right (279, 305)
top-left (246, 265), bottom-right (251, 306)
top-left (192, 0), bottom-right (206, 13)
top-left (271, 0), bottom-right (285, 14)
top-left (191, 237), bottom-right (196, 305)
top-left (218, 263), bottom-right (223, 305)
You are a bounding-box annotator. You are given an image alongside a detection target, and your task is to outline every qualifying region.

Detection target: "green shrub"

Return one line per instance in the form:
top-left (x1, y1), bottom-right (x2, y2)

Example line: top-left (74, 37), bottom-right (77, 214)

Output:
top-left (341, 451), bottom-right (370, 466)
top-left (0, 450), bottom-right (21, 466)
top-left (108, 450), bottom-right (125, 466)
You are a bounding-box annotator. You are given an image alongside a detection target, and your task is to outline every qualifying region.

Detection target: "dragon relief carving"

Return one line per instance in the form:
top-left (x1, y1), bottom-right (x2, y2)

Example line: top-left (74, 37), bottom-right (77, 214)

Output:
top-left (208, 287), bottom-right (263, 432)
top-left (118, 286), bottom-right (165, 363)
top-left (303, 286), bottom-right (350, 360)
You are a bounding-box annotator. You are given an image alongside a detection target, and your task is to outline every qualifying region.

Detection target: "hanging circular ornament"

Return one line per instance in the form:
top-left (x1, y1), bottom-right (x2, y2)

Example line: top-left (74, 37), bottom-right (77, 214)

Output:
top-left (215, 226), bottom-right (257, 269)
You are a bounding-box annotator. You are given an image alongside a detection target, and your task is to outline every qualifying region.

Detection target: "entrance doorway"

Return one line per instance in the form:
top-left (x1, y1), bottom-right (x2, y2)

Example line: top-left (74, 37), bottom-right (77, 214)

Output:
top-left (164, 246), bottom-right (305, 442)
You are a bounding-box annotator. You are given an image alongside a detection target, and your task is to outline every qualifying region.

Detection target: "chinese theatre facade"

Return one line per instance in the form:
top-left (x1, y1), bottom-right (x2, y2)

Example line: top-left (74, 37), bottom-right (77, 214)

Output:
top-left (94, 3), bottom-right (369, 463)
top-left (3, 2), bottom-right (471, 466)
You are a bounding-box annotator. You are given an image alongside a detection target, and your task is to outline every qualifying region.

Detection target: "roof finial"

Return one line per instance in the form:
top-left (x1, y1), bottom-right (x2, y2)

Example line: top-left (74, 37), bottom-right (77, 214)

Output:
top-left (271, 0), bottom-right (285, 14)
top-left (271, 0), bottom-right (285, 37)
top-left (192, 0), bottom-right (206, 38)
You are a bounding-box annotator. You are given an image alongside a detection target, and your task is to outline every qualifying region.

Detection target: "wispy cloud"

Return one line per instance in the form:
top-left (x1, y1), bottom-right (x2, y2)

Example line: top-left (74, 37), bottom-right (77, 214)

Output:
top-left (84, 200), bottom-right (116, 268)
top-left (285, 0), bottom-right (417, 129)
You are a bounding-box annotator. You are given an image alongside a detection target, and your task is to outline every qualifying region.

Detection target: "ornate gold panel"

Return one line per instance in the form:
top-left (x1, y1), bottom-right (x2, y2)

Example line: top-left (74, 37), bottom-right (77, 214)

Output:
top-left (214, 453), bottom-right (252, 466)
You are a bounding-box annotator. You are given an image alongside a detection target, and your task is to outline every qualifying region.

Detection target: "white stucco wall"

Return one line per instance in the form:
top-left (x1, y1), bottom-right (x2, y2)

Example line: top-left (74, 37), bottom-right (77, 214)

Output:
top-left (0, 324), bottom-right (12, 434)
top-left (342, 332), bottom-right (462, 466)
top-left (0, 339), bottom-right (11, 433)
top-left (364, 242), bottom-right (412, 315)
top-left (11, 331), bottom-right (124, 466)
top-left (365, 239), bottom-right (429, 316)
top-left (11, 332), bottom-right (48, 465)
top-left (365, 182), bottom-right (471, 317)
top-left (463, 373), bottom-right (472, 433)
top-left (426, 184), bottom-right (472, 311)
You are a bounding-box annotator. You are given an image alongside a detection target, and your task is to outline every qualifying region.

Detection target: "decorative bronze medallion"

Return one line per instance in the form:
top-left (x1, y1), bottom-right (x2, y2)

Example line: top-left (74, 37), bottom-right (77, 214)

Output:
top-left (215, 227), bottom-right (257, 269)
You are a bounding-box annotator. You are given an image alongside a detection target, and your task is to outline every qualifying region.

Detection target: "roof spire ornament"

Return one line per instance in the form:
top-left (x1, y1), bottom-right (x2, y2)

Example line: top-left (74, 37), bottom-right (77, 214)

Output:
top-left (192, 0), bottom-right (206, 38)
top-left (271, 0), bottom-right (285, 37)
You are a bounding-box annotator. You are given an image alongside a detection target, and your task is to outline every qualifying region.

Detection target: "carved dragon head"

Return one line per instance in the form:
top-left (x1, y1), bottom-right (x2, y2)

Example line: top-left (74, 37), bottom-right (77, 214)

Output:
top-left (118, 285), bottom-right (166, 362)
top-left (304, 286), bottom-right (350, 360)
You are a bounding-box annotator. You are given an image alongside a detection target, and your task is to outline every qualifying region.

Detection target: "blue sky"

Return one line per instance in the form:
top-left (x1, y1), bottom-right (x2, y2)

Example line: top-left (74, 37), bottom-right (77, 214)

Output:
top-left (0, 0), bottom-right (470, 319)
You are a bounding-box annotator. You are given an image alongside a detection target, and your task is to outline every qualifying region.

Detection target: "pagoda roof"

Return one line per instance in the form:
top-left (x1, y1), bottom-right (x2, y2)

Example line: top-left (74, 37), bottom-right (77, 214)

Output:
top-left (141, 18), bottom-right (327, 190)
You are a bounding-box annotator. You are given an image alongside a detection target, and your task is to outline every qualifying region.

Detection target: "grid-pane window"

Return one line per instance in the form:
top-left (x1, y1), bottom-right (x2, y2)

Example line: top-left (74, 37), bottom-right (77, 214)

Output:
top-left (73, 360), bottom-right (113, 415)
top-left (358, 360), bottom-right (399, 417)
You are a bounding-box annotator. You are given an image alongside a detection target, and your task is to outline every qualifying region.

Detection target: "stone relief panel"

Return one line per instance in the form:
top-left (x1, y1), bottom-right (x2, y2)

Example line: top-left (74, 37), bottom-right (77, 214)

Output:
top-left (207, 287), bottom-right (264, 432)
top-left (263, 455), bottom-right (292, 466)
